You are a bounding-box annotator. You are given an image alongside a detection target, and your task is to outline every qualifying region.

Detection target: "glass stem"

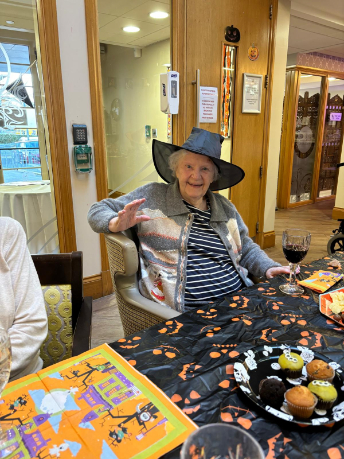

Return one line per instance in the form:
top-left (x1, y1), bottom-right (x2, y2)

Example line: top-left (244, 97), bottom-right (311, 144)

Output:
top-left (289, 263), bottom-right (297, 286)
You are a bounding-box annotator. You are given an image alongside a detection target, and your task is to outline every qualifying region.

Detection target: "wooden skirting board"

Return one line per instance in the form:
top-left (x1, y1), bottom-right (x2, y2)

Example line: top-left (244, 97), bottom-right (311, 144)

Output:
top-left (262, 231), bottom-right (276, 249)
top-left (83, 271), bottom-right (113, 300)
top-left (332, 207), bottom-right (344, 221)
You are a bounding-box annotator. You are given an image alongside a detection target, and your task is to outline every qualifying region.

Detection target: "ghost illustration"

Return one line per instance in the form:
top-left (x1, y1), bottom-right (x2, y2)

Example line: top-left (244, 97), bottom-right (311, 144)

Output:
top-left (49, 443), bottom-right (69, 457)
top-left (40, 387), bottom-right (79, 415)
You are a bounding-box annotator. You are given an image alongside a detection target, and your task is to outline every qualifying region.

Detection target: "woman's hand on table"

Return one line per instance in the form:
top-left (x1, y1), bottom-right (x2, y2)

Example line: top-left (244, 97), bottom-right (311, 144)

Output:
top-left (265, 266), bottom-right (300, 279)
top-left (108, 198), bottom-right (150, 232)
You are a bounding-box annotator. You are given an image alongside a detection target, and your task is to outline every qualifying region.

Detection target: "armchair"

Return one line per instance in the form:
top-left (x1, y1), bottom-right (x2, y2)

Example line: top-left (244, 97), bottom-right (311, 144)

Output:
top-left (104, 230), bottom-right (180, 336)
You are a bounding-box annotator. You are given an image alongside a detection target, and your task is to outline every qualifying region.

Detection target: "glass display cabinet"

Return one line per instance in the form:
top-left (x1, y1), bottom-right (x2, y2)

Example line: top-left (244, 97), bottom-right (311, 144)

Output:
top-left (277, 67), bottom-right (344, 209)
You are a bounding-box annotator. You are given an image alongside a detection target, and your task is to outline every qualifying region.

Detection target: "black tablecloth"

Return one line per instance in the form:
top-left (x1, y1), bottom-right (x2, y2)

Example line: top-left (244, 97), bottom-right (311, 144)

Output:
top-left (109, 253), bottom-right (344, 459)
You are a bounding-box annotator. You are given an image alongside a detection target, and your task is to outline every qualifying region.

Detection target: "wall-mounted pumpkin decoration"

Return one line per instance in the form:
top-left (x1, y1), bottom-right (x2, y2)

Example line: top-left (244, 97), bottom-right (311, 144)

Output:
top-left (225, 25), bottom-right (240, 43)
top-left (248, 43), bottom-right (259, 61)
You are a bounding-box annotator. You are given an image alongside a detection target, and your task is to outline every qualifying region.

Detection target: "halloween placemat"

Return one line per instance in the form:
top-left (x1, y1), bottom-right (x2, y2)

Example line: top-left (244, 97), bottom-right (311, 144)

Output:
top-left (0, 344), bottom-right (197, 459)
top-left (297, 270), bottom-right (343, 293)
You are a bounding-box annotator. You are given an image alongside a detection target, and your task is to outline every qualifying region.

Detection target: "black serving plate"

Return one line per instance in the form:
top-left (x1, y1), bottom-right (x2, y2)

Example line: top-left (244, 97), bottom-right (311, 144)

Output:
top-left (234, 344), bottom-right (344, 426)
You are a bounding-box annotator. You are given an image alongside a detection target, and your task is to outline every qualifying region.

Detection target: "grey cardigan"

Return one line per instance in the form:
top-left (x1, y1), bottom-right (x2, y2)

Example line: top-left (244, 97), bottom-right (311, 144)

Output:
top-left (88, 181), bottom-right (281, 312)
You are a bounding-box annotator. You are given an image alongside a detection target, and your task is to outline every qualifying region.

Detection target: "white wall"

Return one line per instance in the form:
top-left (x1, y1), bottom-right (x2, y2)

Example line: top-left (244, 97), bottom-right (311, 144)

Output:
top-left (101, 40), bottom-right (169, 193)
top-left (56, 0), bottom-right (101, 277)
top-left (263, 0), bottom-right (291, 233)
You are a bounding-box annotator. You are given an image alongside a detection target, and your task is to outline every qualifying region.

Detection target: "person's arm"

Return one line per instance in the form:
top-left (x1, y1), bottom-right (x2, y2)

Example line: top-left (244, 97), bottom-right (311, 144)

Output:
top-left (87, 186), bottom-right (151, 234)
top-left (233, 205), bottom-right (284, 278)
top-left (4, 220), bottom-right (47, 379)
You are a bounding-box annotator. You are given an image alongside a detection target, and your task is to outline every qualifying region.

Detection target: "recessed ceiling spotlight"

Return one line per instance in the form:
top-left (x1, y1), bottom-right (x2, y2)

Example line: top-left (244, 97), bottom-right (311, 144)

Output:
top-left (328, 77), bottom-right (337, 81)
top-left (149, 11), bottom-right (169, 19)
top-left (6, 20), bottom-right (15, 24)
top-left (123, 26), bottom-right (140, 33)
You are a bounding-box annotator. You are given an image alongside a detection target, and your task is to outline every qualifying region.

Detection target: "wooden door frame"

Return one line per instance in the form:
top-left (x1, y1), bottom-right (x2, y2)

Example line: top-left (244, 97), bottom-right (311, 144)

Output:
top-left (256, 0), bottom-right (278, 246)
top-left (84, 0), bottom-right (113, 296)
top-left (172, 0), bottom-right (186, 146)
top-left (277, 65), bottom-right (344, 210)
top-left (36, 0), bottom-right (76, 253)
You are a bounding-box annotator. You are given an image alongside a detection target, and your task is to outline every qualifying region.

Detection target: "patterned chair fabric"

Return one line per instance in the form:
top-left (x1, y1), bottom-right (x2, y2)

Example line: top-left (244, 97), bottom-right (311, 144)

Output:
top-left (32, 252), bottom-right (92, 369)
top-left (40, 285), bottom-right (73, 368)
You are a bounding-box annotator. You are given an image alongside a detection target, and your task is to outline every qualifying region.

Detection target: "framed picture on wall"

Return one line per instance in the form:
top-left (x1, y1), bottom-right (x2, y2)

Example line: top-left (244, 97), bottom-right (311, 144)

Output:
top-left (242, 73), bottom-right (263, 114)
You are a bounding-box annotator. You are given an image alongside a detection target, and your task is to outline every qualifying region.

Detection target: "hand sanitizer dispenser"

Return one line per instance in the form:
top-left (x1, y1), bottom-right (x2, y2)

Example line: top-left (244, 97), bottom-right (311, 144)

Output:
top-left (160, 72), bottom-right (179, 114)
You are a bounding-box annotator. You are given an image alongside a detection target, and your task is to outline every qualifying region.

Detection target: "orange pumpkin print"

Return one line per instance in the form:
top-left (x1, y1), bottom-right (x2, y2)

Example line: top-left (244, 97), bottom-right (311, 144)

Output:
top-left (280, 313), bottom-right (307, 326)
top-left (117, 336), bottom-right (142, 349)
top-left (196, 308), bottom-right (218, 319)
top-left (158, 319), bottom-right (183, 335)
top-left (178, 362), bottom-right (202, 381)
top-left (298, 330), bottom-right (323, 348)
top-left (152, 345), bottom-right (180, 359)
top-left (260, 328), bottom-right (279, 342)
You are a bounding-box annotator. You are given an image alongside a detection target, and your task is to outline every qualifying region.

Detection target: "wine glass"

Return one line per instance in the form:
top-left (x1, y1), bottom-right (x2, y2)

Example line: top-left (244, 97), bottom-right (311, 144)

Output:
top-left (0, 329), bottom-right (12, 447)
top-left (279, 229), bottom-right (311, 295)
top-left (180, 423), bottom-right (265, 459)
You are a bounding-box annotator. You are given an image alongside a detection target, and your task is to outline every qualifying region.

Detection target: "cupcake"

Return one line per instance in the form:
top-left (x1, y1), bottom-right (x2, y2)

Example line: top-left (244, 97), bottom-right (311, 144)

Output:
top-left (278, 351), bottom-right (304, 378)
top-left (259, 378), bottom-right (286, 408)
top-left (308, 380), bottom-right (338, 410)
top-left (285, 386), bottom-right (317, 419)
top-left (306, 359), bottom-right (335, 383)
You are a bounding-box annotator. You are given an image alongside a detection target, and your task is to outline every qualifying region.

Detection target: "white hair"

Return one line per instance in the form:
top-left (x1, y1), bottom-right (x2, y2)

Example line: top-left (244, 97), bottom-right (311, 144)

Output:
top-left (168, 149), bottom-right (220, 182)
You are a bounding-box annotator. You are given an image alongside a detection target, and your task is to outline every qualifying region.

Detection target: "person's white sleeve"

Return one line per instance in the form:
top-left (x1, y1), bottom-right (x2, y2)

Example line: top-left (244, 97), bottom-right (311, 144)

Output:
top-left (5, 220), bottom-right (48, 379)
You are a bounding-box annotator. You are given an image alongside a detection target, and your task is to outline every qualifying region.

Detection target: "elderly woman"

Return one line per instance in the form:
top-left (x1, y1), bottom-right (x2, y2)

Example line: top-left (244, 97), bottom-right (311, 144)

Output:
top-left (88, 128), bottom-right (288, 312)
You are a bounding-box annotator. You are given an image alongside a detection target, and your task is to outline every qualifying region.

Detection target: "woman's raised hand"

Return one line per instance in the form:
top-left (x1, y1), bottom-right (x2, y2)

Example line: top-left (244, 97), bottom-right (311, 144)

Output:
top-left (108, 198), bottom-right (150, 233)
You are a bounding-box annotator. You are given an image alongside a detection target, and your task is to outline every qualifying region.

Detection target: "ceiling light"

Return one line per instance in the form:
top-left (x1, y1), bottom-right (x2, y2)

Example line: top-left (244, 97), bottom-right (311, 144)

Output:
top-left (6, 20), bottom-right (15, 24)
top-left (149, 11), bottom-right (169, 19)
top-left (123, 26), bottom-right (140, 33)
top-left (300, 74), bottom-right (312, 78)
top-left (328, 77), bottom-right (337, 81)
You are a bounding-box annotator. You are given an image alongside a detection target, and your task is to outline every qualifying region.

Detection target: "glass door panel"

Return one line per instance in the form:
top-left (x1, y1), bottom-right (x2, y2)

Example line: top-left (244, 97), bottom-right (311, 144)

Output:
top-left (0, 1), bottom-right (59, 253)
top-left (290, 75), bottom-right (322, 204)
top-left (317, 78), bottom-right (344, 198)
top-left (98, 1), bottom-right (171, 196)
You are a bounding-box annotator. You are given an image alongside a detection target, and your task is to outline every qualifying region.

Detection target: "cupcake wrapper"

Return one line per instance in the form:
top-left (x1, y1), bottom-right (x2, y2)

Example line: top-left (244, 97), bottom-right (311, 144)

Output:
top-left (316, 397), bottom-right (337, 411)
top-left (285, 393), bottom-right (317, 419)
top-left (307, 372), bottom-right (335, 383)
top-left (283, 368), bottom-right (303, 379)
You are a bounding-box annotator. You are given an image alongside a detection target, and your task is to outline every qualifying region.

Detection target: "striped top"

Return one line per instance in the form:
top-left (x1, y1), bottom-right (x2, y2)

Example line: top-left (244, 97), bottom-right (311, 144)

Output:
top-left (184, 200), bottom-right (243, 305)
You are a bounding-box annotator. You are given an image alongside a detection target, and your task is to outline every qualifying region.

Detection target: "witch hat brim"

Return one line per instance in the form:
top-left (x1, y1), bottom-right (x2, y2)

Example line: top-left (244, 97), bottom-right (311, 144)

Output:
top-left (152, 139), bottom-right (245, 191)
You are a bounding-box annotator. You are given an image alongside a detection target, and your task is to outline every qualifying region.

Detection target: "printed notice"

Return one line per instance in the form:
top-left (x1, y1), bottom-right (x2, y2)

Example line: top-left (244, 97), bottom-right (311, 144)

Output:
top-left (199, 86), bottom-right (218, 123)
top-left (242, 74), bottom-right (262, 113)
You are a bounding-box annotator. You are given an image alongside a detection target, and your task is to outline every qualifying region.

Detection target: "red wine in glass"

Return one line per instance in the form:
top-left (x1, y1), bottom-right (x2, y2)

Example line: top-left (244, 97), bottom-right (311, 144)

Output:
top-left (279, 229), bottom-right (311, 295)
top-left (283, 244), bottom-right (309, 264)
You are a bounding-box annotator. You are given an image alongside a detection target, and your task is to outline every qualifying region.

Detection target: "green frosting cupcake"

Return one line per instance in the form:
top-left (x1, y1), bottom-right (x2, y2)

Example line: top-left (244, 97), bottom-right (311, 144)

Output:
top-left (278, 351), bottom-right (304, 378)
top-left (308, 380), bottom-right (338, 410)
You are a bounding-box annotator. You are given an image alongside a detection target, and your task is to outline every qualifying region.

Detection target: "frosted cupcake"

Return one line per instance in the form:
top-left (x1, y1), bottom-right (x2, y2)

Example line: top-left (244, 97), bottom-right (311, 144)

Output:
top-left (285, 386), bottom-right (317, 419)
top-left (308, 380), bottom-right (338, 410)
top-left (306, 359), bottom-right (335, 383)
top-left (278, 351), bottom-right (304, 378)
